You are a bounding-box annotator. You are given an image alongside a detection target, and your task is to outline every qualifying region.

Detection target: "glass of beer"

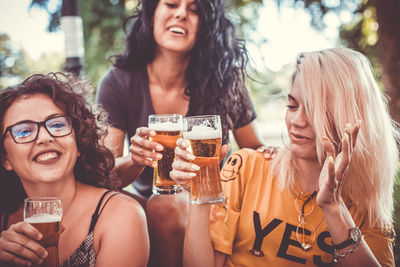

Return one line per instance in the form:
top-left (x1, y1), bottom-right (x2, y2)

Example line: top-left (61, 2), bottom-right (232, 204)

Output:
top-left (149, 114), bottom-right (183, 194)
top-left (183, 115), bottom-right (224, 205)
top-left (24, 197), bottom-right (62, 267)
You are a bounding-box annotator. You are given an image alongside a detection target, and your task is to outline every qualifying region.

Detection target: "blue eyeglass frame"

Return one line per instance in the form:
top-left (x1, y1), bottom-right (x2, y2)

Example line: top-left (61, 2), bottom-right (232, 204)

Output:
top-left (1, 115), bottom-right (73, 144)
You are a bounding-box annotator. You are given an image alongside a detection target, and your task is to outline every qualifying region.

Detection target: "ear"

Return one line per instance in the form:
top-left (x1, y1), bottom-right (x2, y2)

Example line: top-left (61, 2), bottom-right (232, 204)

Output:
top-left (1, 154), bottom-right (14, 171)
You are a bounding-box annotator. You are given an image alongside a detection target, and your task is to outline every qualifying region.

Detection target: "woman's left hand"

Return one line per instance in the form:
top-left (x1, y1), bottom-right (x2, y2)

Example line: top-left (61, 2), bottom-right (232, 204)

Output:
top-left (317, 120), bottom-right (361, 209)
top-left (256, 145), bottom-right (279, 160)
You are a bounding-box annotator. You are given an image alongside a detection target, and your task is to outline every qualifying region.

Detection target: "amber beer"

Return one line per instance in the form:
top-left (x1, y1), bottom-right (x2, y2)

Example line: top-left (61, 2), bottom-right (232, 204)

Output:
top-left (184, 115), bottom-right (224, 204)
top-left (24, 198), bottom-right (62, 267)
top-left (25, 214), bottom-right (61, 267)
top-left (149, 114), bottom-right (183, 194)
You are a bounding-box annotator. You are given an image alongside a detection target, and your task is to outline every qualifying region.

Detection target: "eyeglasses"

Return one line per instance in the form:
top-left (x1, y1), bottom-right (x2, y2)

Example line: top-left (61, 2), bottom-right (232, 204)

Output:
top-left (2, 116), bottom-right (73, 144)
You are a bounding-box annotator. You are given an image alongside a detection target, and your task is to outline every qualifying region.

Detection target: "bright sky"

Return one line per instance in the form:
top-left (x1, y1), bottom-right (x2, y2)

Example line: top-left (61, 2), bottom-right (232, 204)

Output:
top-left (0, 0), bottom-right (343, 71)
top-left (0, 0), bottom-right (64, 60)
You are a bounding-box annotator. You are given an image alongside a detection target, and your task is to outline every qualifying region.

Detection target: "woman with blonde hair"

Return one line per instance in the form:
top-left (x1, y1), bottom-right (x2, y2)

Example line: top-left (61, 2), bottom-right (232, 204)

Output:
top-left (171, 47), bottom-right (398, 266)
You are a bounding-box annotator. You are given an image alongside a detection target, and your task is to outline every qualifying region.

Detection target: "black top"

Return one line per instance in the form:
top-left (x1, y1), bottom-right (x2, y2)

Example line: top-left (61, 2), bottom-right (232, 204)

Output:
top-left (97, 67), bottom-right (257, 197)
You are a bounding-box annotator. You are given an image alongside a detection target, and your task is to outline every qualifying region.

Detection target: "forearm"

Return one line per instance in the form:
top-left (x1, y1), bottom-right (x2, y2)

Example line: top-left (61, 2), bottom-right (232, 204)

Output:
top-left (184, 205), bottom-right (216, 267)
top-left (113, 155), bottom-right (146, 188)
top-left (321, 202), bottom-right (380, 267)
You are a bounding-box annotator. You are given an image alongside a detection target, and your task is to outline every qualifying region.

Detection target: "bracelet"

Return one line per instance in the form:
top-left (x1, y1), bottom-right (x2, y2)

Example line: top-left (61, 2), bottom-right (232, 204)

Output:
top-left (333, 242), bottom-right (359, 263)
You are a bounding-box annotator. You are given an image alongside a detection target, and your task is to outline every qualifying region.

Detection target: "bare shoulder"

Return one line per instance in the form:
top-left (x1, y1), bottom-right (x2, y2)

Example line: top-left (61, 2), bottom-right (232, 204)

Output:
top-left (99, 192), bottom-right (146, 224)
top-left (92, 190), bottom-right (149, 266)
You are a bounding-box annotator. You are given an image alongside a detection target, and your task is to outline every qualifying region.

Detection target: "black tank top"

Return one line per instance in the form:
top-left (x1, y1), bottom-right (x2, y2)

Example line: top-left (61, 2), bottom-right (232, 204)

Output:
top-left (0, 191), bottom-right (119, 267)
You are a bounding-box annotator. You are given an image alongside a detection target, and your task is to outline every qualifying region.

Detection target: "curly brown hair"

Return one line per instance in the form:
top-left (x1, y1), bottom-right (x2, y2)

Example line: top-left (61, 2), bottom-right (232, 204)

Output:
top-left (0, 73), bottom-right (117, 214)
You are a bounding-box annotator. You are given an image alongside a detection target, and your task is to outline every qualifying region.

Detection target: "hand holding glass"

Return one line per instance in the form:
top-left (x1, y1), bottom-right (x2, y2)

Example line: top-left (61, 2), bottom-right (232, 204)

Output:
top-left (149, 114), bottom-right (183, 194)
top-left (183, 115), bottom-right (224, 204)
top-left (24, 197), bottom-right (62, 267)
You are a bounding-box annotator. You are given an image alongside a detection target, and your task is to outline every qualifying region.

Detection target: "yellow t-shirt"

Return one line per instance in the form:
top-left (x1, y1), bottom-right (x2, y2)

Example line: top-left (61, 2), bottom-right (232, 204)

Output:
top-left (210, 149), bottom-right (395, 267)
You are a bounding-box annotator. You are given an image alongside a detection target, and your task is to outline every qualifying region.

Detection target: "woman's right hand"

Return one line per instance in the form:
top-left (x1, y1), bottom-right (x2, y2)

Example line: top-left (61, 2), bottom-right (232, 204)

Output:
top-left (170, 138), bottom-right (230, 189)
top-left (0, 222), bottom-right (47, 266)
top-left (129, 127), bottom-right (163, 168)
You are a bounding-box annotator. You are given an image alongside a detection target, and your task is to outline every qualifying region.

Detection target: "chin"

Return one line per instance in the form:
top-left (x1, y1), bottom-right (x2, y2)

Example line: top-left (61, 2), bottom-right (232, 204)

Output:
top-left (290, 147), bottom-right (317, 161)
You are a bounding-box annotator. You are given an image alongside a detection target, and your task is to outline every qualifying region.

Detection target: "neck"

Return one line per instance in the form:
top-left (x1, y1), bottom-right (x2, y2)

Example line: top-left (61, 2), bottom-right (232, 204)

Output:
top-left (292, 158), bottom-right (322, 193)
top-left (23, 176), bottom-right (78, 219)
top-left (148, 49), bottom-right (189, 90)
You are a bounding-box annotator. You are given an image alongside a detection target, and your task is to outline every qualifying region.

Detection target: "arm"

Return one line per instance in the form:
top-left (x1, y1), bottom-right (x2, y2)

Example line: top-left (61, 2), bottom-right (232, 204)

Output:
top-left (234, 121), bottom-right (278, 159)
top-left (95, 195), bottom-right (149, 267)
top-left (104, 126), bottom-right (163, 188)
top-left (318, 121), bottom-right (382, 266)
top-left (170, 139), bottom-right (228, 267)
top-left (233, 121), bottom-right (263, 149)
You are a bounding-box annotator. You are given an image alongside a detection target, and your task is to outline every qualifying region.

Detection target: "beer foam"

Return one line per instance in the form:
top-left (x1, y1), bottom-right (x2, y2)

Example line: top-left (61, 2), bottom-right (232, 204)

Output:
top-left (25, 213), bottom-right (62, 223)
top-left (183, 125), bottom-right (222, 140)
top-left (149, 121), bottom-right (182, 131)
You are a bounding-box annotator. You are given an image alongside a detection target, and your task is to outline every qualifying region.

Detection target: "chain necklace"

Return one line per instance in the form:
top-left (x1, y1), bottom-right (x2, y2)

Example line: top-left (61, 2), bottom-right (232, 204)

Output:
top-left (295, 191), bottom-right (324, 251)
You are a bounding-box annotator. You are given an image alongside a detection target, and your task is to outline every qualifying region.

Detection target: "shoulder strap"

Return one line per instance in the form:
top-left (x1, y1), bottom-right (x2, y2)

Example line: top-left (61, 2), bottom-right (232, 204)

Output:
top-left (88, 190), bottom-right (120, 233)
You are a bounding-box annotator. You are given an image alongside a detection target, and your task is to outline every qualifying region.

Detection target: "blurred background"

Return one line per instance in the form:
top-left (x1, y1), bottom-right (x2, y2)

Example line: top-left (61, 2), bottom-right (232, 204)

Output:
top-left (0, 0), bottom-right (399, 263)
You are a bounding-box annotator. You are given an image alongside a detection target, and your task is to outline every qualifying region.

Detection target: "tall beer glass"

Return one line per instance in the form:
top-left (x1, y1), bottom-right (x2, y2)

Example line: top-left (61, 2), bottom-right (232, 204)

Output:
top-left (24, 197), bottom-right (62, 267)
top-left (183, 115), bottom-right (224, 204)
top-left (149, 114), bottom-right (183, 194)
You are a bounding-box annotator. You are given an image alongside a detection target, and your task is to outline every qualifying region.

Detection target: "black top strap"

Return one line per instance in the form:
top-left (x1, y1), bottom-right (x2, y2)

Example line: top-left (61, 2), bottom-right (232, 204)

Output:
top-left (88, 190), bottom-right (120, 233)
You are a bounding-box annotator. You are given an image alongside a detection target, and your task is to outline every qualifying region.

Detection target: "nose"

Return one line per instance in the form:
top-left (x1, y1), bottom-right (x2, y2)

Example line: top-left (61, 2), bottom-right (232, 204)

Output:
top-left (35, 125), bottom-right (55, 144)
top-left (174, 4), bottom-right (187, 19)
top-left (290, 107), bottom-right (309, 128)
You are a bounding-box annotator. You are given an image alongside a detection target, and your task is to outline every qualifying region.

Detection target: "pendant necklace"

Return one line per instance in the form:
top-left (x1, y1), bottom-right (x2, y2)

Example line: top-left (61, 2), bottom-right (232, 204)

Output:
top-left (294, 191), bottom-right (324, 251)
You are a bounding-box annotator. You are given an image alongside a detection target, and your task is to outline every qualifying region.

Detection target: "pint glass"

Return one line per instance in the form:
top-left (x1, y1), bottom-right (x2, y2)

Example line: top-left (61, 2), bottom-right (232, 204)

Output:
top-left (149, 114), bottom-right (183, 194)
top-left (183, 115), bottom-right (224, 204)
top-left (24, 197), bottom-right (62, 267)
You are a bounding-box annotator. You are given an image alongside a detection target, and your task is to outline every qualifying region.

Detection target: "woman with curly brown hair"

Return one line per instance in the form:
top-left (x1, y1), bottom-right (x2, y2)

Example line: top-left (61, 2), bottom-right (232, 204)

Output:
top-left (0, 73), bottom-right (149, 266)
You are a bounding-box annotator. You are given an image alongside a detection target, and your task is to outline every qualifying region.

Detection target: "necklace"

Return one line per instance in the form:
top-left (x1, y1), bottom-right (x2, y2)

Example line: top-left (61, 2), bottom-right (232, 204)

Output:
top-left (294, 191), bottom-right (324, 251)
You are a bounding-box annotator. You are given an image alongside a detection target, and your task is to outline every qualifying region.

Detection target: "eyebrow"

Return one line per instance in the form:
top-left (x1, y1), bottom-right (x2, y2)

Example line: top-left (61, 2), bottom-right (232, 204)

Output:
top-left (288, 94), bottom-right (297, 102)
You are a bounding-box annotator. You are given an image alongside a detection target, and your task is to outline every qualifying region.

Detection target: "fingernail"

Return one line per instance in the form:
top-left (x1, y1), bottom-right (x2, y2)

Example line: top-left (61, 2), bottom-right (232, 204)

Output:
top-left (345, 123), bottom-right (351, 132)
top-left (264, 153), bottom-right (271, 158)
top-left (42, 250), bottom-right (48, 258)
top-left (257, 147), bottom-right (264, 152)
top-left (191, 164), bottom-right (200, 171)
top-left (156, 145), bottom-right (163, 151)
top-left (189, 173), bottom-right (196, 177)
top-left (182, 141), bottom-right (189, 148)
top-left (151, 162), bottom-right (157, 168)
top-left (356, 119), bottom-right (361, 128)
top-left (156, 154), bottom-right (163, 160)
top-left (150, 130), bottom-right (156, 136)
top-left (187, 153), bottom-right (195, 160)
top-left (329, 156), bottom-right (334, 163)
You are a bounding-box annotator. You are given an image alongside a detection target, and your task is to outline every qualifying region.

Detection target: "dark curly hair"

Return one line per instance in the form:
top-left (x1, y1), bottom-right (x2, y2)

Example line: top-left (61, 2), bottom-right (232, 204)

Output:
top-left (0, 73), bottom-right (117, 214)
top-left (112, 0), bottom-right (253, 143)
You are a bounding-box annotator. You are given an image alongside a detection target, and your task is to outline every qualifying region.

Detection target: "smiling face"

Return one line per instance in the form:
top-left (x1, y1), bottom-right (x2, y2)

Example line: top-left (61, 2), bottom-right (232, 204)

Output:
top-left (152, 0), bottom-right (199, 55)
top-left (285, 75), bottom-right (317, 161)
top-left (1, 93), bottom-right (79, 186)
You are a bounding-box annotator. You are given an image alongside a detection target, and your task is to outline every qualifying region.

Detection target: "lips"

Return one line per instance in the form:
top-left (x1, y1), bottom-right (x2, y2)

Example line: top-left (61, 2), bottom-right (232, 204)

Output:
top-left (290, 132), bottom-right (312, 142)
top-left (34, 151), bottom-right (61, 163)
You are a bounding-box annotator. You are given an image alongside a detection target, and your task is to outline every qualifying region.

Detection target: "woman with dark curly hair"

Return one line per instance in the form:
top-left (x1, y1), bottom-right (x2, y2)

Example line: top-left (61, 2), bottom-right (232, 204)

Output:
top-left (0, 73), bottom-right (149, 266)
top-left (96, 0), bottom-right (269, 266)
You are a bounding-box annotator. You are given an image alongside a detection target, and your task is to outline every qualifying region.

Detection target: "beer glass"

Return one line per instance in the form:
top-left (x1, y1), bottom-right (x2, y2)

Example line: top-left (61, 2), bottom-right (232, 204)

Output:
top-left (149, 114), bottom-right (183, 194)
top-left (183, 115), bottom-right (224, 204)
top-left (24, 197), bottom-right (62, 267)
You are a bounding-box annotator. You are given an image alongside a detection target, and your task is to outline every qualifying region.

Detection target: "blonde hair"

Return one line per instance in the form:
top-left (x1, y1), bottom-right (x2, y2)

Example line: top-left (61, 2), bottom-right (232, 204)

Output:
top-left (272, 48), bottom-right (399, 228)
